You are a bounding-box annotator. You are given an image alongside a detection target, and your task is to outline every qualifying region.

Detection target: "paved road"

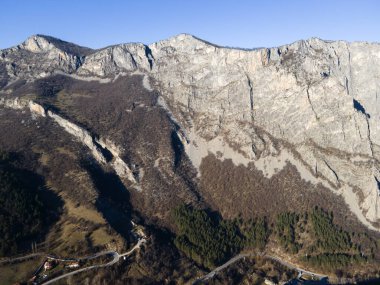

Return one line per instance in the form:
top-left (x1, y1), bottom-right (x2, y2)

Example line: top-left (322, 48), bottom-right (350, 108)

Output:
top-left (41, 239), bottom-right (146, 285)
top-left (119, 238), bottom-right (146, 257)
top-left (194, 252), bottom-right (327, 284)
top-left (197, 253), bottom-right (252, 282)
top-left (266, 254), bottom-right (327, 279)
top-left (41, 252), bottom-right (119, 285)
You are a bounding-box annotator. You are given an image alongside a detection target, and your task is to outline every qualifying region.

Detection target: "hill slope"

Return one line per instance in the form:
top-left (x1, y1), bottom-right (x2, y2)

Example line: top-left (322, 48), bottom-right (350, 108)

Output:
top-left (1, 34), bottom-right (380, 284)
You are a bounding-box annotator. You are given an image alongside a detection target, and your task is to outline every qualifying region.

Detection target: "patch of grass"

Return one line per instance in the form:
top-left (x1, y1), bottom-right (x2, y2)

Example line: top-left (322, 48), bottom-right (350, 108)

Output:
top-left (0, 258), bottom-right (43, 285)
top-left (56, 147), bottom-right (77, 159)
top-left (39, 152), bottom-right (50, 166)
top-left (60, 222), bottom-right (86, 244)
top-left (91, 228), bottom-right (114, 246)
top-left (64, 199), bottom-right (106, 225)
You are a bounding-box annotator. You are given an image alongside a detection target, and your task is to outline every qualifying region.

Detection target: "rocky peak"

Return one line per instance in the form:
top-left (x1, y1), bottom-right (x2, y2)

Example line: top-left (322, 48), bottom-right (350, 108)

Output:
top-left (157, 33), bottom-right (212, 46)
top-left (21, 35), bottom-right (55, 53)
top-left (0, 35), bottom-right (94, 83)
top-left (20, 34), bottom-right (93, 57)
top-left (149, 33), bottom-right (217, 54)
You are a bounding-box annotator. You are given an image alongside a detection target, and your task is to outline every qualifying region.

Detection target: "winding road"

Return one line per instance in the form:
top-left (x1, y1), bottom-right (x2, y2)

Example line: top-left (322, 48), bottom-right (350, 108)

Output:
top-left (196, 253), bottom-right (252, 282)
top-left (194, 252), bottom-right (327, 284)
top-left (2, 240), bottom-right (324, 284)
top-left (40, 238), bottom-right (146, 285)
top-left (266, 254), bottom-right (327, 280)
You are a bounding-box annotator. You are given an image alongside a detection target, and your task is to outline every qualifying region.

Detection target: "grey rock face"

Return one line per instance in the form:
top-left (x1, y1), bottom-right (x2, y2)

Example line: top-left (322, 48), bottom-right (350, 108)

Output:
top-left (0, 35), bottom-right (92, 83)
top-left (1, 34), bottom-right (380, 229)
top-left (78, 43), bottom-right (152, 76)
top-left (152, 35), bottom-right (380, 230)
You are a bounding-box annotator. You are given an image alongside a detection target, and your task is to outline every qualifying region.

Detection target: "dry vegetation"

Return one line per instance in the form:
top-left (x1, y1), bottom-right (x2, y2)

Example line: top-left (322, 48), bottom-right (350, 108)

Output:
top-left (0, 63), bottom-right (8, 89)
top-left (13, 74), bottom-right (200, 228)
top-left (1, 73), bottom-right (380, 284)
top-left (199, 153), bottom-right (380, 280)
top-left (0, 258), bottom-right (44, 285)
top-left (0, 108), bottom-right (125, 258)
top-left (199, 153), bottom-right (373, 234)
top-left (0, 75), bottom-right (203, 283)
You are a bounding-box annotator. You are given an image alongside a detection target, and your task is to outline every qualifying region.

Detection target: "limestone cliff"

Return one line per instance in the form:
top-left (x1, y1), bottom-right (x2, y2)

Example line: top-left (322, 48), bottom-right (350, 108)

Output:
top-left (1, 34), bottom-right (380, 230)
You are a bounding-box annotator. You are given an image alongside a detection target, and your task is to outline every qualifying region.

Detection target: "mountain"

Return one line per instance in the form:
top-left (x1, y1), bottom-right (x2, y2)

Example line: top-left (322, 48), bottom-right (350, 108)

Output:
top-left (0, 34), bottom-right (380, 284)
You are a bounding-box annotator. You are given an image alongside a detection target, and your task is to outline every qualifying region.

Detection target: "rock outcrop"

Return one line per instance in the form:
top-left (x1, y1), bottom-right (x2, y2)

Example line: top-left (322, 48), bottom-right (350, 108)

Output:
top-left (0, 97), bottom-right (138, 187)
top-left (1, 34), bottom-right (380, 229)
top-left (0, 35), bottom-right (92, 83)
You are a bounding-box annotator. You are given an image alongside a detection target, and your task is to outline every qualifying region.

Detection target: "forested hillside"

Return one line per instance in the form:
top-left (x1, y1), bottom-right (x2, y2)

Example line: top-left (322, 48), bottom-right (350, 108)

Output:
top-left (0, 151), bottom-right (55, 256)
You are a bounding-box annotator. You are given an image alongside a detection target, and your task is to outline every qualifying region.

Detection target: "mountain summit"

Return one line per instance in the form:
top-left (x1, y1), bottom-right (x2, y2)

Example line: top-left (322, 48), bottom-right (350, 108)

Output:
top-left (0, 34), bottom-right (380, 283)
top-left (21, 34), bottom-right (94, 56)
top-left (1, 34), bottom-right (380, 229)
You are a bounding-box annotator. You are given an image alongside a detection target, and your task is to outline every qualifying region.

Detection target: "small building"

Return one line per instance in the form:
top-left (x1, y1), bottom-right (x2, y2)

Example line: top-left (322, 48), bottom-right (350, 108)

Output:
top-left (44, 261), bottom-right (53, 271)
top-left (136, 228), bottom-right (147, 239)
top-left (66, 262), bottom-right (80, 269)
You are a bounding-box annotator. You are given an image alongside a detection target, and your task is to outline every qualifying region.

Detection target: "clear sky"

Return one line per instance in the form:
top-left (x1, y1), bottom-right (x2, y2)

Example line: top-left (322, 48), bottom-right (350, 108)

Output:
top-left (1, 0), bottom-right (379, 49)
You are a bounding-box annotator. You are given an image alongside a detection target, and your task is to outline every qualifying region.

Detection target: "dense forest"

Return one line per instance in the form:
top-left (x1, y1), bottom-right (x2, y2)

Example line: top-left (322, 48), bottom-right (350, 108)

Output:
top-left (275, 212), bottom-right (301, 254)
top-left (309, 207), bottom-right (352, 252)
top-left (303, 207), bottom-right (373, 270)
top-left (0, 151), bottom-right (49, 256)
top-left (302, 253), bottom-right (367, 270)
top-left (172, 204), bottom-right (378, 272)
top-left (172, 204), bottom-right (268, 268)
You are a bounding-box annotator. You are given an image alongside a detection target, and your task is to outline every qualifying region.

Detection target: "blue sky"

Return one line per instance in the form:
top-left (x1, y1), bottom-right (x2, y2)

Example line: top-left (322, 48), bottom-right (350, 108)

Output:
top-left (1, 0), bottom-right (379, 49)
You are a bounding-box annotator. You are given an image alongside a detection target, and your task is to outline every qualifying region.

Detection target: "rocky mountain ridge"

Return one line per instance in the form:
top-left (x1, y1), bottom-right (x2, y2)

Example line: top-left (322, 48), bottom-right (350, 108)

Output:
top-left (1, 34), bottom-right (380, 231)
top-left (0, 96), bottom-right (139, 188)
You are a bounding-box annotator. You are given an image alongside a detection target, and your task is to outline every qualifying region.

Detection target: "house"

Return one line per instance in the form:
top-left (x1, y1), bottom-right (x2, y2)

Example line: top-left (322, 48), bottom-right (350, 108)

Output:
top-left (44, 261), bottom-right (53, 271)
top-left (44, 260), bottom-right (56, 271)
top-left (66, 262), bottom-right (80, 269)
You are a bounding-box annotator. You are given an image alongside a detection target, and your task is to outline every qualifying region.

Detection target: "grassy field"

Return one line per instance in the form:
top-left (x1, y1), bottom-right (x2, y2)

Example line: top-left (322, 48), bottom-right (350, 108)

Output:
top-left (91, 228), bottom-right (115, 247)
top-left (64, 199), bottom-right (106, 225)
top-left (0, 258), bottom-right (43, 285)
